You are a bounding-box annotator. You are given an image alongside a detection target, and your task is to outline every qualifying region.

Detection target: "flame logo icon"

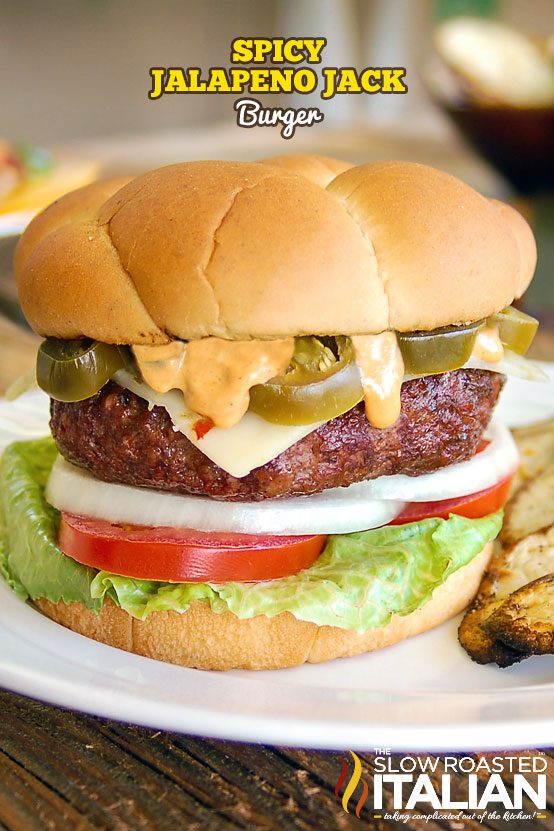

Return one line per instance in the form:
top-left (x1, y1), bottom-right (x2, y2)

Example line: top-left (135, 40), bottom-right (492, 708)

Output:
top-left (334, 751), bottom-right (369, 818)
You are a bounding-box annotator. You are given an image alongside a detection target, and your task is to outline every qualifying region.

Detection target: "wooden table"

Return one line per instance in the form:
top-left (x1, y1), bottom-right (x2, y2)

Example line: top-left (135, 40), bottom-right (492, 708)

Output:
top-left (1, 263), bottom-right (553, 831)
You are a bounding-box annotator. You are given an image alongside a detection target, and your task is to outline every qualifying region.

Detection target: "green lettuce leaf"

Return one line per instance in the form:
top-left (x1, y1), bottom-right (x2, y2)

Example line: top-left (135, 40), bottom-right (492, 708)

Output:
top-left (0, 437), bottom-right (502, 632)
top-left (0, 438), bottom-right (101, 609)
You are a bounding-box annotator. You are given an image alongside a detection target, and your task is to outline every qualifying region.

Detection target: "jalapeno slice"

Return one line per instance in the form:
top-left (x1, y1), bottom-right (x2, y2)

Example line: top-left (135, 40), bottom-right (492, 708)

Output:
top-left (37, 338), bottom-right (128, 402)
top-left (489, 306), bottom-right (538, 356)
top-left (397, 322), bottom-right (483, 376)
top-left (248, 309), bottom-right (539, 427)
top-left (249, 337), bottom-right (364, 425)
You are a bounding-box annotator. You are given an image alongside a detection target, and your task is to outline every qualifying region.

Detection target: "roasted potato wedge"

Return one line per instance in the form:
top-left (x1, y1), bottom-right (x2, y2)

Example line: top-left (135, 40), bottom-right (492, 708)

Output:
top-left (484, 574), bottom-right (554, 656)
top-left (501, 463), bottom-right (554, 546)
top-left (458, 599), bottom-right (527, 667)
top-left (510, 418), bottom-right (554, 493)
top-left (459, 528), bottom-right (554, 665)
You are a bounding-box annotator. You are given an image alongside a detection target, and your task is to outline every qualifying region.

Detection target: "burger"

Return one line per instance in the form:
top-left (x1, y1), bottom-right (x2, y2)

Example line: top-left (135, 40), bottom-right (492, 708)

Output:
top-left (0, 156), bottom-right (540, 670)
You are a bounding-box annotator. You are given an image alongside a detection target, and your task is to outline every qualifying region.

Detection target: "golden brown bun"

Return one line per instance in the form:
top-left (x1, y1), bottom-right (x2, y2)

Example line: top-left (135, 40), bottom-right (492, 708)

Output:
top-left (260, 153), bottom-right (352, 187)
top-left (327, 162), bottom-right (535, 331)
top-left (34, 543), bottom-right (490, 671)
top-left (489, 199), bottom-right (537, 294)
top-left (17, 162), bottom-right (383, 341)
top-left (16, 160), bottom-right (535, 342)
top-left (15, 177), bottom-right (167, 345)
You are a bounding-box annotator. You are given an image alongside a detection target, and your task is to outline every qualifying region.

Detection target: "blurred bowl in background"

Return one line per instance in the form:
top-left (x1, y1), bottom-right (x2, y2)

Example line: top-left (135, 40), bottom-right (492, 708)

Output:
top-left (438, 102), bottom-right (554, 195)
top-left (428, 16), bottom-right (554, 195)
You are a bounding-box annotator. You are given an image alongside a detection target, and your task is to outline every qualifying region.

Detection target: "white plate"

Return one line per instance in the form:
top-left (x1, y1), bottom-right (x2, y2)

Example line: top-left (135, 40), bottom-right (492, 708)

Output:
top-left (0, 210), bottom-right (36, 239)
top-left (1, 369), bottom-right (554, 751)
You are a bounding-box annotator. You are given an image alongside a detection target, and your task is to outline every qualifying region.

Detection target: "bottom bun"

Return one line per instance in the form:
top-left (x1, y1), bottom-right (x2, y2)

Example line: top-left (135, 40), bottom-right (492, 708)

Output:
top-left (34, 543), bottom-right (491, 670)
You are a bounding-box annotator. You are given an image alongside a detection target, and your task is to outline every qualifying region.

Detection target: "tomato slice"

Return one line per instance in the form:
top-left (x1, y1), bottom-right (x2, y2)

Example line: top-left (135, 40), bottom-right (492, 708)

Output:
top-left (58, 514), bottom-right (326, 583)
top-left (390, 474), bottom-right (514, 525)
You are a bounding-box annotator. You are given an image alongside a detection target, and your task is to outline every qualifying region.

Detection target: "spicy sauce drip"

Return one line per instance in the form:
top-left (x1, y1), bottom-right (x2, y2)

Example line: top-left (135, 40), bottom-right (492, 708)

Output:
top-left (351, 332), bottom-right (405, 429)
top-left (133, 337), bottom-right (294, 429)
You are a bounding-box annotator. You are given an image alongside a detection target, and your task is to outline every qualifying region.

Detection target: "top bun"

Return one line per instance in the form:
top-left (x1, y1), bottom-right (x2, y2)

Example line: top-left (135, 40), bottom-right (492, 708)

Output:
top-left (260, 152), bottom-right (352, 187)
top-left (15, 158), bottom-right (535, 343)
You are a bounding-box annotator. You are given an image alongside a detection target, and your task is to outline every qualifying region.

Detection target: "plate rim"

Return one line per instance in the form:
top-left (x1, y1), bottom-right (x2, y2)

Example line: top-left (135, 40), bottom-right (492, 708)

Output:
top-left (1, 586), bottom-right (554, 751)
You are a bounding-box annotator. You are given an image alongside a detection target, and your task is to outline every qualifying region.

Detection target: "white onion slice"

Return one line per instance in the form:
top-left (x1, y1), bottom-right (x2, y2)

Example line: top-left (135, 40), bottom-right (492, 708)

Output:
top-left (46, 458), bottom-right (404, 536)
top-left (46, 419), bottom-right (516, 536)
top-left (404, 350), bottom-right (547, 383)
top-left (463, 349), bottom-right (548, 382)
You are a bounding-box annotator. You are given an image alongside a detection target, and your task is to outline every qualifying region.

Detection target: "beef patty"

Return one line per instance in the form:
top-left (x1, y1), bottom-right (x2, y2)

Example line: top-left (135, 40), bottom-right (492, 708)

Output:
top-left (50, 370), bottom-right (503, 501)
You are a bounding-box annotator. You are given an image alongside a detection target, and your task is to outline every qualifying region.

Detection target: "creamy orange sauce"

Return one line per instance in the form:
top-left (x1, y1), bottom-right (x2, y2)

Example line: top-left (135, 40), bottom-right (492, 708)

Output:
top-left (133, 338), bottom-right (294, 429)
top-left (473, 325), bottom-right (504, 363)
top-left (133, 342), bottom-right (187, 393)
top-left (351, 333), bottom-right (405, 429)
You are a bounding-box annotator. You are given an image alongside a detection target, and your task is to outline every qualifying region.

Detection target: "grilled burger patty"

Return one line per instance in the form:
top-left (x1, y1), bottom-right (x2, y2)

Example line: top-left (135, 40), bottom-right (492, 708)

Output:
top-left (50, 369), bottom-right (504, 501)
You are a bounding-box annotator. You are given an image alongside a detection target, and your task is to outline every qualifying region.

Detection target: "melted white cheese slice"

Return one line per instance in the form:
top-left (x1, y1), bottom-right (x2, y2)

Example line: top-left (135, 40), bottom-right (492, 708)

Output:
top-left (113, 370), bottom-right (323, 479)
top-left (113, 349), bottom-right (543, 479)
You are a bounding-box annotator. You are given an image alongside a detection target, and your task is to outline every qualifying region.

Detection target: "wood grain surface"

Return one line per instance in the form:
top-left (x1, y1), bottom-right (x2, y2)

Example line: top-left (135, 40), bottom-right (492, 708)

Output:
top-left (1, 690), bottom-right (553, 831)
top-left (1, 262), bottom-right (553, 831)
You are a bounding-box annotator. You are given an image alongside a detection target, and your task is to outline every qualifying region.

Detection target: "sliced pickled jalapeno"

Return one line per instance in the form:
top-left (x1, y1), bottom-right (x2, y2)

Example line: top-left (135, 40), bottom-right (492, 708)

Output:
top-left (250, 309), bottom-right (539, 426)
top-left (249, 336), bottom-right (364, 425)
top-left (37, 338), bottom-right (128, 401)
top-left (397, 321), bottom-right (483, 376)
top-left (489, 306), bottom-right (538, 356)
